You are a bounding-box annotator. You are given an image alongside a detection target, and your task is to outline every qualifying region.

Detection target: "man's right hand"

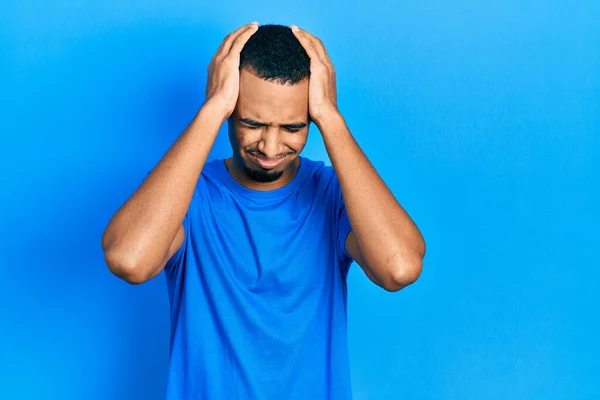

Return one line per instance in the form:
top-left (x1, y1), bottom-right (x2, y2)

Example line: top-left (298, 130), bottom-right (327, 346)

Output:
top-left (204, 22), bottom-right (259, 120)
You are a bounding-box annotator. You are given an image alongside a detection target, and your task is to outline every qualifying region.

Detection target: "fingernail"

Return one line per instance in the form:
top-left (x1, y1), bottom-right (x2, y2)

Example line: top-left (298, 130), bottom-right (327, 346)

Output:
top-left (251, 21), bottom-right (259, 26)
top-left (291, 25), bottom-right (299, 32)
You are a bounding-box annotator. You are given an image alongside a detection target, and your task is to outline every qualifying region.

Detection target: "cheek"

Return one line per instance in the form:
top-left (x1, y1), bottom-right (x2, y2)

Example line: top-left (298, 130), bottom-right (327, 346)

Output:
top-left (233, 127), bottom-right (257, 145)
top-left (290, 132), bottom-right (309, 149)
top-left (237, 131), bottom-right (263, 149)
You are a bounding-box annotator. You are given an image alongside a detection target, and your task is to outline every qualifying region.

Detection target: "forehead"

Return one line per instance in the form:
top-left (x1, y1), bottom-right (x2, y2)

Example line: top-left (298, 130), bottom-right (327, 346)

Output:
top-left (236, 69), bottom-right (309, 122)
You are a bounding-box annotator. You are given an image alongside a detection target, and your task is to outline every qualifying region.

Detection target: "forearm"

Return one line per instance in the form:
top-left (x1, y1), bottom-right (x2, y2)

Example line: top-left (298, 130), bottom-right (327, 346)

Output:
top-left (102, 101), bottom-right (225, 273)
top-left (317, 112), bottom-right (426, 286)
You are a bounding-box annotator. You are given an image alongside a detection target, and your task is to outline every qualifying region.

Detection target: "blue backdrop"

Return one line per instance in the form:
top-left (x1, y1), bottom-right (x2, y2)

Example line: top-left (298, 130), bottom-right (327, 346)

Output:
top-left (1, 1), bottom-right (598, 399)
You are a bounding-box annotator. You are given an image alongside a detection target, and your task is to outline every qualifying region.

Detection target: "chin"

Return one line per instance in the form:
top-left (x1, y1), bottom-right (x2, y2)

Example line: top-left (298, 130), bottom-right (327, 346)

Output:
top-left (243, 164), bottom-right (284, 183)
top-left (242, 152), bottom-right (297, 183)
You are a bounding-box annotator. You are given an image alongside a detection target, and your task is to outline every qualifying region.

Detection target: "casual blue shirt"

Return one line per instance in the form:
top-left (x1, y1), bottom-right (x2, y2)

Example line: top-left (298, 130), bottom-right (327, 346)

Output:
top-left (162, 156), bottom-right (354, 399)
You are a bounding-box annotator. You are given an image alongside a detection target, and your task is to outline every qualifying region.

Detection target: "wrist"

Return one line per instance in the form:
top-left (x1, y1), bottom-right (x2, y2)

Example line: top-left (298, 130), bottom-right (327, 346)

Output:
top-left (313, 109), bottom-right (344, 131)
top-left (200, 98), bottom-right (232, 125)
top-left (189, 101), bottom-right (229, 136)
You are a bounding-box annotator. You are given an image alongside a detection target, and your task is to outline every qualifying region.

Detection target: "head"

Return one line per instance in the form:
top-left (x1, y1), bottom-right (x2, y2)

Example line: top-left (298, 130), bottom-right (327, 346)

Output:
top-left (227, 24), bottom-right (311, 185)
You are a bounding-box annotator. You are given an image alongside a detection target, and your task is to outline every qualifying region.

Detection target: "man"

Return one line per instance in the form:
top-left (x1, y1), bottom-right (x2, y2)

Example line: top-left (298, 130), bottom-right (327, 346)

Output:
top-left (102, 22), bottom-right (426, 399)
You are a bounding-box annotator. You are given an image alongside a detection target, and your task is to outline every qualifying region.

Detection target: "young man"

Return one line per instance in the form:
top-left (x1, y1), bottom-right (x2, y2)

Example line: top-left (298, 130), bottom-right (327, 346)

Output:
top-left (102, 22), bottom-right (426, 400)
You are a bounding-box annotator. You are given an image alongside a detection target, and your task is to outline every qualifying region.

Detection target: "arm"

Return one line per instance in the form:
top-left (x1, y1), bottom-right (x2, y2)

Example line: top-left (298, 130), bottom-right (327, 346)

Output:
top-left (102, 22), bottom-right (259, 284)
top-left (101, 103), bottom-right (223, 284)
top-left (320, 113), bottom-right (426, 292)
top-left (291, 25), bottom-right (426, 292)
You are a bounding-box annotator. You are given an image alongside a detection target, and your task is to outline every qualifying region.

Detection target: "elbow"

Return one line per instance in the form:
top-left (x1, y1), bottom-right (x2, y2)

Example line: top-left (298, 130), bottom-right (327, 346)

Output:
top-left (103, 250), bottom-right (152, 285)
top-left (382, 258), bottom-right (423, 292)
top-left (119, 270), bottom-right (150, 285)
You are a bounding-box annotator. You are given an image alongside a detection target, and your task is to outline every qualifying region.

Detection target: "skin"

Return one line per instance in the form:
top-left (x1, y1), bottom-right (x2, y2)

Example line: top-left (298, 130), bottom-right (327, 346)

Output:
top-left (224, 69), bottom-right (310, 191)
top-left (221, 25), bottom-right (426, 291)
top-left (289, 25), bottom-right (426, 291)
top-left (102, 23), bottom-right (262, 284)
top-left (102, 22), bottom-right (426, 292)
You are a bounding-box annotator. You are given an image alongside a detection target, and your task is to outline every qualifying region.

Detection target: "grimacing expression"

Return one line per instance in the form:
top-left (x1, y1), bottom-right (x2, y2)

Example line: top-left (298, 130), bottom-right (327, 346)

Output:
top-left (228, 68), bottom-right (310, 183)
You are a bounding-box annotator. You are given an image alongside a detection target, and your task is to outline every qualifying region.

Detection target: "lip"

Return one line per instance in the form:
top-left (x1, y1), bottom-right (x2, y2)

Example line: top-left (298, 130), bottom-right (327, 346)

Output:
top-left (250, 154), bottom-right (287, 169)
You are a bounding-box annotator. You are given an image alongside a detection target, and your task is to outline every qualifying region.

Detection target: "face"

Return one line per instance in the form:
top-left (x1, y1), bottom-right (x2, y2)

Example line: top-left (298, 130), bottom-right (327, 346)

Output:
top-left (227, 68), bottom-right (309, 187)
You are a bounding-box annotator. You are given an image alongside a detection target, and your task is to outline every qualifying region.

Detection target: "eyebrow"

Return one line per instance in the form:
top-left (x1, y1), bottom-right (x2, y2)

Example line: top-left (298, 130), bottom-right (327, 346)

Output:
top-left (238, 117), bottom-right (307, 129)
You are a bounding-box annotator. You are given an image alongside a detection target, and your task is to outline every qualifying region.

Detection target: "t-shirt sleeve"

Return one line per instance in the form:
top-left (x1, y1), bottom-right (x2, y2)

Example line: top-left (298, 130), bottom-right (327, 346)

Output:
top-left (163, 210), bottom-right (189, 278)
top-left (337, 198), bottom-right (353, 265)
top-left (334, 174), bottom-right (353, 272)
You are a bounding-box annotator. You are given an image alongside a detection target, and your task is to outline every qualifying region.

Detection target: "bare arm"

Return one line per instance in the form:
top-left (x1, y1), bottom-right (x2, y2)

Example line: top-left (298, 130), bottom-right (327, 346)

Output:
top-left (101, 103), bottom-right (224, 284)
top-left (321, 114), bottom-right (425, 292)
top-left (102, 22), bottom-right (260, 284)
top-left (291, 26), bottom-right (426, 292)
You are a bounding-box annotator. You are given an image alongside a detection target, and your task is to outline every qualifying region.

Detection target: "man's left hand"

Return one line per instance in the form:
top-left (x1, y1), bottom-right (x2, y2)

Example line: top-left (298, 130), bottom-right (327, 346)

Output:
top-left (291, 25), bottom-right (339, 125)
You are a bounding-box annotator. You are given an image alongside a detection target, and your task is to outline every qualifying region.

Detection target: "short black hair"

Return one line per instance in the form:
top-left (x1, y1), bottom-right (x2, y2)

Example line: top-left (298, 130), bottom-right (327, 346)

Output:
top-left (239, 24), bottom-right (310, 85)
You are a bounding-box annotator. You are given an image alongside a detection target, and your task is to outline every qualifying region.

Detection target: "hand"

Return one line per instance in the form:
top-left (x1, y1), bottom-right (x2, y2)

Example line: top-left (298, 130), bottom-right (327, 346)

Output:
top-left (291, 25), bottom-right (339, 125)
top-left (204, 22), bottom-right (259, 120)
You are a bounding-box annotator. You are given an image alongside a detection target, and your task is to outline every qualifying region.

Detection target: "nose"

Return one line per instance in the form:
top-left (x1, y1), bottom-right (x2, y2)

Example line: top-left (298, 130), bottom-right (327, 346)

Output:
top-left (256, 126), bottom-right (284, 159)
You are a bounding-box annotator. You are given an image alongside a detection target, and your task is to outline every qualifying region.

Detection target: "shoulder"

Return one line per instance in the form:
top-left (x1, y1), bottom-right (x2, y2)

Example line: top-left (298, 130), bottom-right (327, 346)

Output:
top-left (301, 156), bottom-right (337, 185)
top-left (176, 158), bottom-right (226, 211)
top-left (299, 157), bottom-right (343, 206)
top-left (193, 158), bottom-right (228, 193)
top-left (201, 158), bottom-right (225, 179)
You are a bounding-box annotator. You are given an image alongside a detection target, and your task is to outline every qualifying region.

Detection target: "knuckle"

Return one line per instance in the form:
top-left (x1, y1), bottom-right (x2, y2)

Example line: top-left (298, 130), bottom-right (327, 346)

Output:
top-left (314, 63), bottom-right (327, 72)
top-left (214, 54), bottom-right (226, 64)
top-left (221, 57), bottom-right (235, 68)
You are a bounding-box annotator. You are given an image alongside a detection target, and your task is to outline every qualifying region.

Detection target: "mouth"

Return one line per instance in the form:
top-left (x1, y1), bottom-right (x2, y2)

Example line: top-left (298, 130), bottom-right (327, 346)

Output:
top-left (249, 153), bottom-right (289, 170)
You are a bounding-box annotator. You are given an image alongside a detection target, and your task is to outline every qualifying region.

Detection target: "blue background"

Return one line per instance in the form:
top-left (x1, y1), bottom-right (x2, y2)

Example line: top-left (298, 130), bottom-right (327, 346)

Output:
top-left (1, 0), bottom-right (598, 399)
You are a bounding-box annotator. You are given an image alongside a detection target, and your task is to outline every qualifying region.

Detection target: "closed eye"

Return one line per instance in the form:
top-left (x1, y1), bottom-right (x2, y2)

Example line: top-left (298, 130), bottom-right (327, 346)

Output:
top-left (242, 124), bottom-right (301, 133)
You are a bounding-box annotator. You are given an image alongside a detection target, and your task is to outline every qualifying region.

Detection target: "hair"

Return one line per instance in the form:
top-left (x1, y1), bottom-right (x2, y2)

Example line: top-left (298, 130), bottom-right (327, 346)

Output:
top-left (239, 24), bottom-right (311, 85)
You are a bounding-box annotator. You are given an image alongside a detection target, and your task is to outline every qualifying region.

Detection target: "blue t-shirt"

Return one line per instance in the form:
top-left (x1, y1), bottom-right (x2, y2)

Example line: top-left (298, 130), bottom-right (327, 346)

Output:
top-left (163, 156), bottom-right (354, 399)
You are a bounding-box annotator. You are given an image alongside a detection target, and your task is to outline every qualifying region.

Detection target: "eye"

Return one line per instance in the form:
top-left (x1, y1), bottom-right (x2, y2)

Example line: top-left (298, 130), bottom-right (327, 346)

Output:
top-left (284, 128), bottom-right (301, 133)
top-left (243, 125), bottom-right (260, 130)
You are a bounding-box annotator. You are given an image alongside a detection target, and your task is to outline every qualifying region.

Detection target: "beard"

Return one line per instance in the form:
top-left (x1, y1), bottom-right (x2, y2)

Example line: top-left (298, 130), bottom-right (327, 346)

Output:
top-left (243, 165), bottom-right (284, 183)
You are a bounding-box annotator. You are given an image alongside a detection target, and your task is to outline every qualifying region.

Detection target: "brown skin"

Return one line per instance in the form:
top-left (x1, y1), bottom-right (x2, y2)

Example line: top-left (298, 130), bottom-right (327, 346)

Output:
top-left (225, 69), bottom-right (310, 191)
top-left (103, 21), bottom-right (426, 292)
top-left (290, 25), bottom-right (426, 291)
top-left (102, 22), bottom-right (260, 284)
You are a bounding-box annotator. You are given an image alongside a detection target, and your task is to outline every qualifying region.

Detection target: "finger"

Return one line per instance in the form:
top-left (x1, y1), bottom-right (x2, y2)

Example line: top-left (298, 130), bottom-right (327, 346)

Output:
top-left (291, 25), bottom-right (330, 66)
top-left (216, 22), bottom-right (258, 59)
top-left (227, 22), bottom-right (259, 57)
top-left (314, 37), bottom-right (332, 64)
top-left (301, 29), bottom-right (331, 64)
top-left (291, 26), bottom-right (320, 63)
